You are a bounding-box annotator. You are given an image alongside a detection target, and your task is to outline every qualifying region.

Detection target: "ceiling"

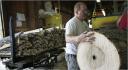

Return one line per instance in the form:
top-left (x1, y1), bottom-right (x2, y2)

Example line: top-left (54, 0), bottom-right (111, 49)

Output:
top-left (57, 1), bottom-right (125, 15)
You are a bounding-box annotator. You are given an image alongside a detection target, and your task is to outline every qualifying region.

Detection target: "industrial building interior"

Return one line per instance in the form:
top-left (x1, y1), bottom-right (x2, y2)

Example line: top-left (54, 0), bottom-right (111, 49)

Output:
top-left (0, 0), bottom-right (127, 70)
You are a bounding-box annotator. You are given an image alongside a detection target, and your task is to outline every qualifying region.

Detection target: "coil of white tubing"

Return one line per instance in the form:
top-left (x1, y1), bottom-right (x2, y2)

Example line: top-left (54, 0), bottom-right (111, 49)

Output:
top-left (77, 32), bottom-right (120, 70)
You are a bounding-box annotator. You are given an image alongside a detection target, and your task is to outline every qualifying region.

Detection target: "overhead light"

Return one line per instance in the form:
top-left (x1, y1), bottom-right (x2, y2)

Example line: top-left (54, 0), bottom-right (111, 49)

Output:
top-left (101, 9), bottom-right (106, 16)
top-left (96, 0), bottom-right (101, 3)
top-left (89, 24), bottom-right (92, 28)
top-left (56, 26), bottom-right (59, 29)
top-left (88, 20), bottom-right (92, 28)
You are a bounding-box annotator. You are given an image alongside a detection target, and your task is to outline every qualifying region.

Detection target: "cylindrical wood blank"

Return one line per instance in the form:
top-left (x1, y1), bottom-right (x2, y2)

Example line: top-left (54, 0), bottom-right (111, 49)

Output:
top-left (77, 32), bottom-right (120, 70)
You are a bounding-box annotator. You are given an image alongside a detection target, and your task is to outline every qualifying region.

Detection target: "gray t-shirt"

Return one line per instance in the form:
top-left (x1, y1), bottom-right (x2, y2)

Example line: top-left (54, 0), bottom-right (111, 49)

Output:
top-left (65, 16), bottom-right (89, 55)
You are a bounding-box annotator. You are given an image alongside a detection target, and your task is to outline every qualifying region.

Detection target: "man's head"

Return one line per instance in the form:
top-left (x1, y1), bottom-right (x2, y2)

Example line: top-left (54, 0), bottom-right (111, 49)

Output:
top-left (74, 2), bottom-right (88, 21)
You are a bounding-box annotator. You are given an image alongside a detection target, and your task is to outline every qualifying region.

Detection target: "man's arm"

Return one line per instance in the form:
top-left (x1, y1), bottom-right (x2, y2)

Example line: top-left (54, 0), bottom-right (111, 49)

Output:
top-left (65, 31), bottom-right (95, 45)
top-left (65, 35), bottom-right (80, 44)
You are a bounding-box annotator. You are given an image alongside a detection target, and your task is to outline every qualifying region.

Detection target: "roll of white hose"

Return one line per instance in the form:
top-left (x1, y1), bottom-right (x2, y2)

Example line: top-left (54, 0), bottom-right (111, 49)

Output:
top-left (77, 32), bottom-right (120, 70)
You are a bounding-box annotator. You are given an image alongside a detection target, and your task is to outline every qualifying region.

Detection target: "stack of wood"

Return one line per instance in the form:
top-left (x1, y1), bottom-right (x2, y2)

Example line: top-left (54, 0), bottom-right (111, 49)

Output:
top-left (15, 28), bottom-right (65, 57)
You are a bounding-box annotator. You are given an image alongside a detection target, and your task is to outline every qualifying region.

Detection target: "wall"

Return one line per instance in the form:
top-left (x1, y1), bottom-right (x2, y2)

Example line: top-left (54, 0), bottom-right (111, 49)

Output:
top-left (2, 1), bottom-right (41, 36)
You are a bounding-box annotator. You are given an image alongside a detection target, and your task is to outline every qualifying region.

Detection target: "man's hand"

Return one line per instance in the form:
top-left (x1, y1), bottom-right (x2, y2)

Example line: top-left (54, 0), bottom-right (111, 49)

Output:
top-left (77, 31), bottom-right (95, 44)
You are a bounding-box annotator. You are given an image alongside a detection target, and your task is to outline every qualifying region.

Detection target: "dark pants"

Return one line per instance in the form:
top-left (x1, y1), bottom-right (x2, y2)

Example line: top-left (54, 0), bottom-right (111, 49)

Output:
top-left (65, 54), bottom-right (80, 70)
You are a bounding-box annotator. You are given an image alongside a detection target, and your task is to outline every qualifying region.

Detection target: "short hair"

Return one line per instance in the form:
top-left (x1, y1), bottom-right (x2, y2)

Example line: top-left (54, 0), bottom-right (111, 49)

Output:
top-left (74, 2), bottom-right (86, 13)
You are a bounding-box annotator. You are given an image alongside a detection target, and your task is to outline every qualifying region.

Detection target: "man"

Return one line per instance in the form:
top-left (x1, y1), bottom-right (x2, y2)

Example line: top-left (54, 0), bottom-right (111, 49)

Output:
top-left (117, 8), bottom-right (128, 31)
top-left (65, 2), bottom-right (95, 70)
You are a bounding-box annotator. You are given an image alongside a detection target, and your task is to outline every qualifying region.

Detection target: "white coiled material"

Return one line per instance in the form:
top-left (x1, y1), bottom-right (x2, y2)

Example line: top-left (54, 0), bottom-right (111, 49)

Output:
top-left (77, 32), bottom-right (120, 70)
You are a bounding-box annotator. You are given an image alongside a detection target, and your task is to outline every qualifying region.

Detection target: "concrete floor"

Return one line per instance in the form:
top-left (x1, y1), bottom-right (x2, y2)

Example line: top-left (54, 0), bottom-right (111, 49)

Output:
top-left (0, 52), bottom-right (67, 70)
top-left (1, 52), bottom-right (127, 70)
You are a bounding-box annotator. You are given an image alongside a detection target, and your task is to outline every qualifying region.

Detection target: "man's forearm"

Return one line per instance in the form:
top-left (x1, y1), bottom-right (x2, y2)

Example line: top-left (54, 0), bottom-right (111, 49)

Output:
top-left (65, 32), bottom-right (95, 45)
top-left (65, 35), bottom-right (80, 44)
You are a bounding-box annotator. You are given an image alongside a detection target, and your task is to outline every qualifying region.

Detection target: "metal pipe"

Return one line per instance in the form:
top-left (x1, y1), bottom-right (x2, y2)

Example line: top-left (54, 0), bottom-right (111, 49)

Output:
top-left (9, 16), bottom-right (16, 63)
